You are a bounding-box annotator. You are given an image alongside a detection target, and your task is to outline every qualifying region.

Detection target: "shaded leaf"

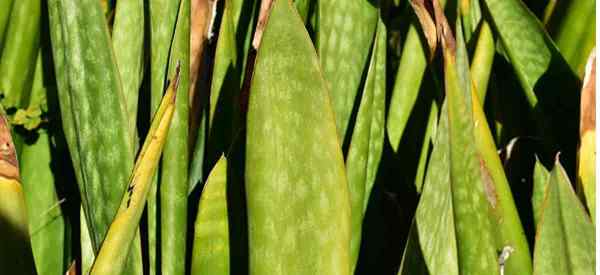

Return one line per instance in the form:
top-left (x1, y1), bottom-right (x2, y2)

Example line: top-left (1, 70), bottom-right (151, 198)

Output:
top-left (346, 16), bottom-right (386, 272)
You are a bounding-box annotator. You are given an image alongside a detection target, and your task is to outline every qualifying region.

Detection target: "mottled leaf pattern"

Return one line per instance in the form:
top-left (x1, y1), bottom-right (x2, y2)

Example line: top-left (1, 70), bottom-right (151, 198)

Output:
top-left (246, 1), bottom-right (351, 274)
top-left (346, 16), bottom-right (386, 272)
top-left (533, 160), bottom-right (595, 275)
top-left (318, 0), bottom-right (378, 141)
top-left (191, 156), bottom-right (230, 275)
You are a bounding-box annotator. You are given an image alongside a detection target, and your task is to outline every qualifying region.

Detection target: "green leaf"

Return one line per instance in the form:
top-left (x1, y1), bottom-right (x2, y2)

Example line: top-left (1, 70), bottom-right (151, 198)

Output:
top-left (533, 159), bottom-right (595, 275)
top-left (20, 130), bottom-right (66, 275)
top-left (0, 0), bottom-right (41, 108)
top-left (318, 0), bottom-right (378, 142)
top-left (481, 0), bottom-right (581, 171)
top-left (0, 0), bottom-right (13, 48)
top-left (397, 219), bottom-right (429, 275)
top-left (246, 1), bottom-right (351, 274)
top-left (412, 101), bottom-right (460, 275)
top-left (205, 0), bottom-right (240, 167)
top-left (191, 156), bottom-right (230, 275)
top-left (148, 0), bottom-right (181, 271)
top-left (550, 0), bottom-right (595, 75)
top-left (345, 16), bottom-right (386, 272)
top-left (439, 9), bottom-right (499, 274)
top-left (472, 67), bottom-right (532, 275)
top-left (470, 21), bottom-right (494, 104)
top-left (112, 0), bottom-right (145, 144)
top-left (160, 0), bottom-right (190, 274)
top-left (386, 0), bottom-right (447, 152)
top-left (532, 156), bottom-right (550, 228)
top-left (47, 0), bottom-right (134, 251)
top-left (414, 100), bottom-right (438, 192)
top-left (90, 67), bottom-right (179, 275)
top-left (81, 207), bottom-right (94, 275)
top-left (386, 23), bottom-right (427, 152)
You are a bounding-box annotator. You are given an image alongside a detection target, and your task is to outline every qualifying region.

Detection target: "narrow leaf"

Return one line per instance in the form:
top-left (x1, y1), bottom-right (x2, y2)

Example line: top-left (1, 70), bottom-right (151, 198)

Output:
top-left (346, 16), bottom-right (386, 272)
top-left (90, 68), bottom-right (179, 275)
top-left (318, 0), bottom-right (378, 141)
top-left (191, 156), bottom-right (230, 275)
top-left (20, 130), bottom-right (66, 275)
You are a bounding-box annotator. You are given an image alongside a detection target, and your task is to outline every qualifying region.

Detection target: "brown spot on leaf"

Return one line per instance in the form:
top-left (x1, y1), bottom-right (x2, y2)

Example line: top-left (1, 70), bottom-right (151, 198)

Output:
top-left (479, 158), bottom-right (498, 208)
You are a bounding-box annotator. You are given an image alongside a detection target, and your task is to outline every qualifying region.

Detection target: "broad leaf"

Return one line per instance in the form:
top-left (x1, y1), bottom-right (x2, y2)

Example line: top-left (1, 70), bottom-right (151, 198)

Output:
top-left (246, 1), bottom-right (351, 274)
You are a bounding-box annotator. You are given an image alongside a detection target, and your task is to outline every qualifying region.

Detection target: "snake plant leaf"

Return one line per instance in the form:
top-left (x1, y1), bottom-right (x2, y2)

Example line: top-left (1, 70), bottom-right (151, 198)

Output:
top-left (386, 23), bottom-right (427, 152)
top-left (148, 0), bottom-right (180, 271)
top-left (0, 114), bottom-right (37, 275)
top-left (470, 21), bottom-right (494, 104)
top-left (318, 0), bottom-right (378, 142)
top-left (532, 156), bottom-right (550, 228)
top-left (346, 17), bottom-right (386, 272)
top-left (481, 0), bottom-right (581, 173)
top-left (413, 101), bottom-right (460, 275)
top-left (47, 0), bottom-right (134, 251)
top-left (533, 159), bottom-right (595, 275)
top-left (397, 219), bottom-right (429, 275)
top-left (20, 130), bottom-right (66, 275)
top-left (0, 0), bottom-right (41, 108)
top-left (294, 0), bottom-right (311, 22)
top-left (386, 0), bottom-right (446, 152)
top-left (550, 0), bottom-right (595, 75)
top-left (413, 100), bottom-right (438, 192)
top-left (471, 79), bottom-right (532, 275)
top-left (191, 156), bottom-right (230, 275)
top-left (436, 5), bottom-right (499, 273)
top-left (81, 207), bottom-right (94, 275)
top-left (160, 1), bottom-right (190, 274)
top-left (112, 0), bottom-right (145, 143)
top-left (90, 67), bottom-right (179, 275)
top-left (206, 0), bottom-right (240, 165)
top-left (246, 1), bottom-right (351, 274)
top-left (577, 50), bottom-right (595, 223)
top-left (0, 0), bottom-right (13, 47)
